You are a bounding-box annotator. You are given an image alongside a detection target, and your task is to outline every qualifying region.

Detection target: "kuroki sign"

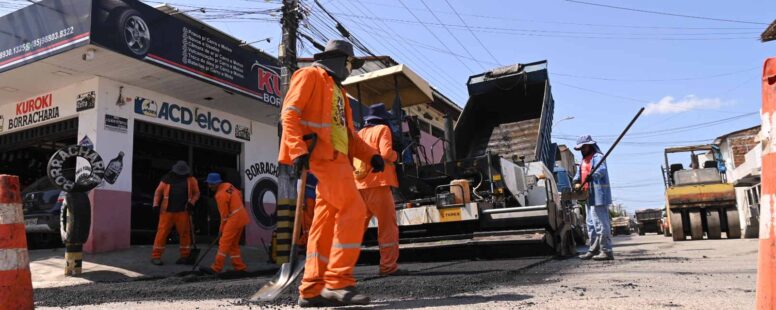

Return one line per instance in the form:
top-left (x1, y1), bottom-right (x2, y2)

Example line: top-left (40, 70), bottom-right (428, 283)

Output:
top-left (134, 96), bottom-right (235, 135)
top-left (8, 93), bottom-right (60, 130)
top-left (252, 62), bottom-right (281, 107)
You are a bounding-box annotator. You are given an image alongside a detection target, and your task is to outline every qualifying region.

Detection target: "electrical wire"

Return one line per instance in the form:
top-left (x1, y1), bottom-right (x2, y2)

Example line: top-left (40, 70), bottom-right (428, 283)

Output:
top-left (340, 0), bottom-right (763, 30)
top-left (442, 0), bottom-right (500, 66)
top-left (565, 0), bottom-right (769, 26)
top-left (419, 0), bottom-right (485, 71)
top-left (552, 66), bottom-right (759, 82)
top-left (397, 0), bottom-right (475, 73)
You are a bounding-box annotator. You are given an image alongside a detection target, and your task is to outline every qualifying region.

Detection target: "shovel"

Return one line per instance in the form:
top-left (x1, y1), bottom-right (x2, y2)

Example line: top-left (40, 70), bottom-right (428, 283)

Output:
top-left (251, 134), bottom-right (316, 302)
top-left (186, 208), bottom-right (201, 265)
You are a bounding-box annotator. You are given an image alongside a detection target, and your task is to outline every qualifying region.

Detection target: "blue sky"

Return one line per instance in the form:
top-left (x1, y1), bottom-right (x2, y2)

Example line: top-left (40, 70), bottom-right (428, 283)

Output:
top-left (3, 0), bottom-right (773, 212)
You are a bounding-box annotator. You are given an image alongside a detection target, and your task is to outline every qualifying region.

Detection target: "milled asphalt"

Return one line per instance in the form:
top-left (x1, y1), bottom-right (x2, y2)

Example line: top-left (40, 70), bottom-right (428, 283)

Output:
top-left (31, 234), bottom-right (758, 309)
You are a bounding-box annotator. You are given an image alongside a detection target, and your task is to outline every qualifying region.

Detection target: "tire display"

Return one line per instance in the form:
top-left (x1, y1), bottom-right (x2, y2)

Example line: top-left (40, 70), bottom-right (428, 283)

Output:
top-left (60, 192), bottom-right (91, 244)
top-left (116, 8), bottom-right (151, 57)
top-left (47, 144), bottom-right (105, 193)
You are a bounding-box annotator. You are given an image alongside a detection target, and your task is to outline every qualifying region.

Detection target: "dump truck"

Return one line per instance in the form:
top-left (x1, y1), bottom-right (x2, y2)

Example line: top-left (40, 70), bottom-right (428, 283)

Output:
top-left (611, 216), bottom-right (631, 235)
top-left (662, 144), bottom-right (741, 241)
top-left (635, 208), bottom-right (663, 235)
top-left (346, 61), bottom-right (584, 256)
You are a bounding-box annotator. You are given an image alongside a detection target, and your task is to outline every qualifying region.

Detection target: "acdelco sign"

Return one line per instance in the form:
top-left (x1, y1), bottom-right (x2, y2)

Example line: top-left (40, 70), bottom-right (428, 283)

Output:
top-left (134, 97), bottom-right (233, 135)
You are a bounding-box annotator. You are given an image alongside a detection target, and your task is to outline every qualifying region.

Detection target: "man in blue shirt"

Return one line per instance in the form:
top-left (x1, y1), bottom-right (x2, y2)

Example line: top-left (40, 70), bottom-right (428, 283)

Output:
top-left (573, 135), bottom-right (614, 261)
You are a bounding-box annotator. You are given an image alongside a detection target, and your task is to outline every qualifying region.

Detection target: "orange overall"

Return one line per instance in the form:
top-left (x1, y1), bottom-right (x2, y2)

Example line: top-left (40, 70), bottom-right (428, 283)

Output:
top-left (279, 66), bottom-right (377, 298)
top-left (356, 124), bottom-right (400, 275)
top-left (151, 176), bottom-right (199, 259)
top-left (211, 182), bottom-right (250, 272)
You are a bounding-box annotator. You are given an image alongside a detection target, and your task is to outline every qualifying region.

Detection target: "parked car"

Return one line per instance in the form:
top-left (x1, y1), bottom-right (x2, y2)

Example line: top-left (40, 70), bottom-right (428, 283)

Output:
top-left (22, 178), bottom-right (63, 235)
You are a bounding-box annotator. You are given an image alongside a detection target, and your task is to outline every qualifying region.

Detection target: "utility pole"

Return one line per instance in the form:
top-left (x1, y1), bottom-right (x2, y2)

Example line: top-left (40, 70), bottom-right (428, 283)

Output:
top-left (273, 0), bottom-right (300, 265)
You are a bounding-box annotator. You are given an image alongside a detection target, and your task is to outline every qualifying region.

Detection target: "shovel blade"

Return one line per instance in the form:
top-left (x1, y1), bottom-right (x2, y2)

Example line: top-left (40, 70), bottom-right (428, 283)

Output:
top-left (250, 258), bottom-right (305, 301)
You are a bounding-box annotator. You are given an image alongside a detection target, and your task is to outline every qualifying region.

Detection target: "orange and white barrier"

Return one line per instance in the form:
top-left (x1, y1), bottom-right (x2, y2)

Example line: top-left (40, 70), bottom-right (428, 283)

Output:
top-left (0, 175), bottom-right (33, 310)
top-left (757, 58), bottom-right (776, 309)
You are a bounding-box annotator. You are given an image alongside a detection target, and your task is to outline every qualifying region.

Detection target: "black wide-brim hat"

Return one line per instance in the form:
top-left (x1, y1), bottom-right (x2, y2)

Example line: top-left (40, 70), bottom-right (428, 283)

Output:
top-left (364, 103), bottom-right (394, 121)
top-left (313, 39), bottom-right (365, 69)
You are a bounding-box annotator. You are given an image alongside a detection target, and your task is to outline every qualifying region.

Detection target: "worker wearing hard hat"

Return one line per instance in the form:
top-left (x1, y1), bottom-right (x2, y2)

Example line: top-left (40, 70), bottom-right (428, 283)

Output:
top-left (151, 161), bottom-right (200, 266)
top-left (199, 173), bottom-right (250, 275)
top-left (573, 135), bottom-right (614, 261)
top-left (355, 103), bottom-right (405, 277)
top-left (278, 39), bottom-right (384, 307)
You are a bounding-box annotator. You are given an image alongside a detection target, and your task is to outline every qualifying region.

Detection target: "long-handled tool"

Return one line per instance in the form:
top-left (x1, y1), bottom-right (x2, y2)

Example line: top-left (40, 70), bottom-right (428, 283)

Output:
top-left (186, 208), bottom-right (201, 265)
top-left (251, 134), bottom-right (317, 301)
top-left (579, 107), bottom-right (645, 189)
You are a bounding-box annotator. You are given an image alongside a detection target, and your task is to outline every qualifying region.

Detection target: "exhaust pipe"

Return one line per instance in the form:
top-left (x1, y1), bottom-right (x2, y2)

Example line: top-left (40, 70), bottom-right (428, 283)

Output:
top-left (444, 113), bottom-right (456, 162)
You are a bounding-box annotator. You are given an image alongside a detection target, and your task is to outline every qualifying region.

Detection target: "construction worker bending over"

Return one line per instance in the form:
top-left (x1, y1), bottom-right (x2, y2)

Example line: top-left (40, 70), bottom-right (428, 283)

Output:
top-left (199, 173), bottom-right (250, 275)
top-left (151, 161), bottom-right (199, 265)
top-left (279, 39), bottom-right (384, 307)
top-left (355, 103), bottom-right (404, 277)
top-left (573, 135), bottom-right (614, 261)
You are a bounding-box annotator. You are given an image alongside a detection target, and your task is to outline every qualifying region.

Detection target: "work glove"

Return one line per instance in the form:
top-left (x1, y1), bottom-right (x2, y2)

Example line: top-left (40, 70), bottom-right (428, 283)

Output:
top-left (584, 174), bottom-right (593, 185)
top-left (370, 154), bottom-right (385, 173)
top-left (293, 154), bottom-right (310, 178)
top-left (186, 202), bottom-right (194, 212)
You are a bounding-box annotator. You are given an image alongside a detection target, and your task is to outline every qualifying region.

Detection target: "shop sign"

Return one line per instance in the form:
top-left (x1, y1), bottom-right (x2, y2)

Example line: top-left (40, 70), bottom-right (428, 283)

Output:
top-left (0, 0), bottom-right (91, 74)
top-left (235, 124), bottom-right (251, 141)
top-left (76, 91), bottom-right (96, 112)
top-left (105, 114), bottom-right (128, 133)
top-left (8, 93), bottom-right (59, 130)
top-left (90, 0), bottom-right (281, 107)
top-left (134, 96), bottom-right (235, 135)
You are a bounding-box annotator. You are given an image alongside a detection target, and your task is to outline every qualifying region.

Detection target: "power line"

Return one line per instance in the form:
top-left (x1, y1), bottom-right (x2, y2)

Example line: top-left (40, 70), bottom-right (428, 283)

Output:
top-left (418, 0), bottom-right (485, 71)
top-left (442, 0), bottom-right (499, 66)
top-left (397, 0), bottom-right (476, 73)
top-left (325, 13), bottom-right (760, 40)
top-left (341, 0), bottom-right (763, 30)
top-left (326, 1), bottom-right (469, 100)
top-left (553, 80), bottom-right (649, 103)
top-left (552, 66), bottom-right (759, 82)
top-left (564, 0), bottom-right (769, 26)
top-left (328, 1), bottom-right (470, 100)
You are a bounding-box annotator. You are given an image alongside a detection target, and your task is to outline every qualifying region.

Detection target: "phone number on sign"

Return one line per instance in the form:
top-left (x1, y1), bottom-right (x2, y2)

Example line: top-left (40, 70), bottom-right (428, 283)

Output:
top-left (0, 26), bottom-right (75, 60)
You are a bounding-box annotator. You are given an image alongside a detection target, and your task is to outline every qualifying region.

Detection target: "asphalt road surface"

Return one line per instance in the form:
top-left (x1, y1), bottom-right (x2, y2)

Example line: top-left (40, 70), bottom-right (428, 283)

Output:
top-left (34, 234), bottom-right (758, 309)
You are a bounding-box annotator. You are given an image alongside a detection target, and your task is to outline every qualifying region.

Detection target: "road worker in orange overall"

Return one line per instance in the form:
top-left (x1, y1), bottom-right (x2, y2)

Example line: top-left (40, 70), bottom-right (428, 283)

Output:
top-left (151, 161), bottom-right (200, 265)
top-left (355, 103), bottom-right (405, 277)
top-left (278, 40), bottom-right (384, 307)
top-left (199, 172), bottom-right (250, 275)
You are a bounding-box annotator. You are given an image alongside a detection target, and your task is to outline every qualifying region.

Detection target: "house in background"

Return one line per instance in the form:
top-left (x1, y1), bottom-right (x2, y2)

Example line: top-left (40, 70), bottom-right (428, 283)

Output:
top-left (714, 125), bottom-right (762, 238)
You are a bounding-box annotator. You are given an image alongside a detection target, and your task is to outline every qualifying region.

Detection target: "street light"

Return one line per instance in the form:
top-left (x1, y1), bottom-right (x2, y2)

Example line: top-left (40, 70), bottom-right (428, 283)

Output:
top-left (553, 115), bottom-right (575, 127)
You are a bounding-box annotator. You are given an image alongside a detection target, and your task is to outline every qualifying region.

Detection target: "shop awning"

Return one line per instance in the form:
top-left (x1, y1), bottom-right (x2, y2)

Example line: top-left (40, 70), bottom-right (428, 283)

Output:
top-left (342, 64), bottom-right (433, 108)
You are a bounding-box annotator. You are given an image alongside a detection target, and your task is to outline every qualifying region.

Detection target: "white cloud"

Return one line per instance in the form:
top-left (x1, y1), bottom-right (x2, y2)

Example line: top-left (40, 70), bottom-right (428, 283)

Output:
top-left (644, 95), bottom-right (725, 115)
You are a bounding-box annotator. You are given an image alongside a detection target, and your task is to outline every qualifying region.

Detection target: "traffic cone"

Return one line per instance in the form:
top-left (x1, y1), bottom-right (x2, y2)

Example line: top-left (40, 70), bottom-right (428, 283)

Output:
top-left (0, 175), bottom-right (33, 310)
top-left (757, 57), bottom-right (776, 309)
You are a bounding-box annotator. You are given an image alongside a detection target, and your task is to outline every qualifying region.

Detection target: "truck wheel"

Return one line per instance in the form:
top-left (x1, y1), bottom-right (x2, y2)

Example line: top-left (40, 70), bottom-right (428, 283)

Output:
top-left (726, 208), bottom-right (741, 239)
top-left (688, 209), bottom-right (703, 240)
top-left (671, 210), bottom-right (685, 241)
top-left (60, 192), bottom-right (91, 244)
top-left (706, 209), bottom-right (722, 240)
top-left (116, 8), bottom-right (151, 57)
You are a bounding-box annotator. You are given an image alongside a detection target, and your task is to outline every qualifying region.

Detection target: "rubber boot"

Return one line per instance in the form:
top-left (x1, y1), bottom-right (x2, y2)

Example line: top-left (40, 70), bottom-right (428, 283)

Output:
top-left (298, 296), bottom-right (338, 308)
top-left (593, 251), bottom-right (614, 261)
top-left (578, 252), bottom-right (596, 260)
top-left (321, 287), bottom-right (370, 306)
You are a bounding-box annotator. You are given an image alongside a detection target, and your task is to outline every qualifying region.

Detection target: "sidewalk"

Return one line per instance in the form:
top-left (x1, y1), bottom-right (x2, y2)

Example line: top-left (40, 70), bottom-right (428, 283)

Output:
top-left (30, 244), bottom-right (274, 289)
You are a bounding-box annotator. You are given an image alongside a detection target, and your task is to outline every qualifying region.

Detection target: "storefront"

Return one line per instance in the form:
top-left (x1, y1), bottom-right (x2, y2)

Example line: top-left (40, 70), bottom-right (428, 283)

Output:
top-left (0, 0), bottom-right (282, 252)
